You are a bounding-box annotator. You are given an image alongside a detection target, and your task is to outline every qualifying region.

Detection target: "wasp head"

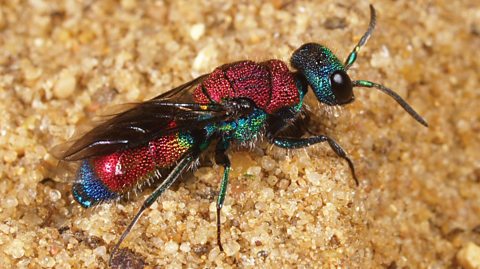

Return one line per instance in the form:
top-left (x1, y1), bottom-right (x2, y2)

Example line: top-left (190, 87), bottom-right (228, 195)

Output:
top-left (291, 43), bottom-right (353, 106)
top-left (290, 5), bottom-right (428, 127)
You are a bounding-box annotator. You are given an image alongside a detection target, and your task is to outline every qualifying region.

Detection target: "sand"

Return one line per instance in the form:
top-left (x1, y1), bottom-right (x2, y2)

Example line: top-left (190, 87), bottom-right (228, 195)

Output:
top-left (0, 0), bottom-right (479, 268)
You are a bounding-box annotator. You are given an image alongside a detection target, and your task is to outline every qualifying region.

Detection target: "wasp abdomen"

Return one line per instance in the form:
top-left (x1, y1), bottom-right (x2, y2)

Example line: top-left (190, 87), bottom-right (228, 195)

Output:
top-left (73, 133), bottom-right (194, 207)
top-left (193, 60), bottom-right (299, 114)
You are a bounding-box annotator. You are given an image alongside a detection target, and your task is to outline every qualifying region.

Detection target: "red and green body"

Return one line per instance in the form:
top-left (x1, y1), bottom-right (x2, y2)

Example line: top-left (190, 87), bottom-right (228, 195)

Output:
top-left (73, 59), bottom-right (303, 207)
top-left (59, 7), bottom-right (429, 262)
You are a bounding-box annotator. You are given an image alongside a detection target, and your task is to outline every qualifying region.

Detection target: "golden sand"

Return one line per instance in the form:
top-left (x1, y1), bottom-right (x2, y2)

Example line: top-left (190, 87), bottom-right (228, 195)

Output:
top-left (0, 1), bottom-right (479, 268)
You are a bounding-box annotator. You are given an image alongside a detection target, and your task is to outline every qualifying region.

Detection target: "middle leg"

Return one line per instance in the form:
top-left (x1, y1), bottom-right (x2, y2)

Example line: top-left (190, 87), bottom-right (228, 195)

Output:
top-left (214, 139), bottom-right (231, 251)
top-left (272, 135), bottom-right (358, 186)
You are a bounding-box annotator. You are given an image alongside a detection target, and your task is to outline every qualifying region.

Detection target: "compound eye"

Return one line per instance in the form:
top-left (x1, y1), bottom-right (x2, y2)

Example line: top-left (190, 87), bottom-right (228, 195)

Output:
top-left (330, 70), bottom-right (354, 104)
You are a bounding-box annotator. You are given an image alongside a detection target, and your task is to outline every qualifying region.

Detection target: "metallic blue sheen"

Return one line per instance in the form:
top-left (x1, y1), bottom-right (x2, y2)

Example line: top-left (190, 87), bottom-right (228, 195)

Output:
top-left (220, 109), bottom-right (267, 142)
top-left (291, 43), bottom-right (345, 105)
top-left (204, 109), bottom-right (267, 143)
top-left (73, 160), bottom-right (117, 208)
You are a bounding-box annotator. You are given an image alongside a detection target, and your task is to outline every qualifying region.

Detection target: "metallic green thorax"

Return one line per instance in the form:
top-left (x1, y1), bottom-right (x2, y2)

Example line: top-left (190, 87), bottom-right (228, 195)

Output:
top-left (178, 132), bottom-right (195, 148)
top-left (204, 75), bottom-right (308, 144)
top-left (208, 109), bottom-right (267, 143)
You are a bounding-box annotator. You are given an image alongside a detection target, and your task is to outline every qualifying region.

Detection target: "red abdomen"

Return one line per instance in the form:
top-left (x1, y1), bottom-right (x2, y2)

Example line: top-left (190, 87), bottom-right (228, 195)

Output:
top-left (192, 60), bottom-right (299, 113)
top-left (89, 133), bottom-right (193, 193)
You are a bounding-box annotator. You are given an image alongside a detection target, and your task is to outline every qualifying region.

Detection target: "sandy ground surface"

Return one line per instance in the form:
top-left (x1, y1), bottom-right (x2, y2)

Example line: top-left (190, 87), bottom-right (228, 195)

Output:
top-left (0, 0), bottom-right (479, 268)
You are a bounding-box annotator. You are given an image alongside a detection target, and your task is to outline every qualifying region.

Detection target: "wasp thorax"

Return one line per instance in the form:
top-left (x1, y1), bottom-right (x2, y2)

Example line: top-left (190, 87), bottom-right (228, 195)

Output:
top-left (291, 43), bottom-right (350, 106)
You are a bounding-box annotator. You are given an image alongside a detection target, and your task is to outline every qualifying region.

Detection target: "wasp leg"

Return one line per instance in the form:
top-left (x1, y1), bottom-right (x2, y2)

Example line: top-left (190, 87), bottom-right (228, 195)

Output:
top-left (109, 154), bottom-right (196, 266)
top-left (214, 139), bottom-right (231, 252)
top-left (272, 136), bottom-right (358, 186)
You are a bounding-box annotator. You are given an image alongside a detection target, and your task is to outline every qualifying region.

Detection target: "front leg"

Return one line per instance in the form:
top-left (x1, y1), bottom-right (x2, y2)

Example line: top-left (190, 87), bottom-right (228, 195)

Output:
top-left (214, 139), bottom-right (231, 251)
top-left (272, 135), bottom-right (358, 186)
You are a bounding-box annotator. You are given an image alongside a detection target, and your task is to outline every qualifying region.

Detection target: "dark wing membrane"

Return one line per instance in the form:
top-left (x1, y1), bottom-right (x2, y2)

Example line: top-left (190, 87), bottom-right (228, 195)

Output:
top-left (152, 74), bottom-right (209, 102)
top-left (77, 73), bottom-right (210, 123)
top-left (56, 101), bottom-right (227, 161)
top-left (55, 74), bottom-right (223, 161)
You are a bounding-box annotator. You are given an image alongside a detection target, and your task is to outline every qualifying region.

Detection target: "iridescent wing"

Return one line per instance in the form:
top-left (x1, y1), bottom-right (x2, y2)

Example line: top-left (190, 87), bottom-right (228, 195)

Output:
top-left (54, 74), bottom-right (231, 161)
top-left (152, 74), bottom-right (208, 101)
